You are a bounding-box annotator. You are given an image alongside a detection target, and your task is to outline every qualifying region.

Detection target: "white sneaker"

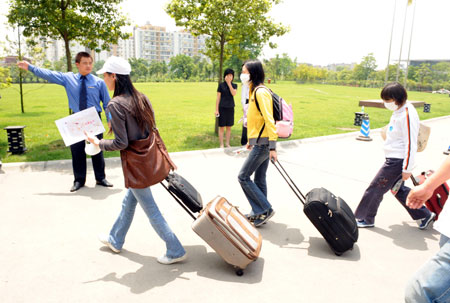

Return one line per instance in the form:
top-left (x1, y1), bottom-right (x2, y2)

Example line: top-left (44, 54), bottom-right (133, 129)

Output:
top-left (98, 234), bottom-right (121, 253)
top-left (157, 253), bottom-right (187, 265)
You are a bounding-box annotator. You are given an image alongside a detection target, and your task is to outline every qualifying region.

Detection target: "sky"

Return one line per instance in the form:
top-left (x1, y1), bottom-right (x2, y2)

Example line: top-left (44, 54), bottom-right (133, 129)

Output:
top-left (1, 0), bottom-right (450, 69)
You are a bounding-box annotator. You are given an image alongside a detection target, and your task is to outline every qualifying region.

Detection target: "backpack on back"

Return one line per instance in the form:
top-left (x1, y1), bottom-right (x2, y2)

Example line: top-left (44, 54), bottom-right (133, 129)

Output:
top-left (254, 86), bottom-right (294, 139)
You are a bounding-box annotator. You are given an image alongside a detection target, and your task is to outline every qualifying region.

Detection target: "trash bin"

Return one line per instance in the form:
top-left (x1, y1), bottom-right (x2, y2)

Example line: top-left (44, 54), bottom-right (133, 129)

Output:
top-left (423, 103), bottom-right (431, 113)
top-left (354, 112), bottom-right (365, 126)
top-left (4, 126), bottom-right (27, 154)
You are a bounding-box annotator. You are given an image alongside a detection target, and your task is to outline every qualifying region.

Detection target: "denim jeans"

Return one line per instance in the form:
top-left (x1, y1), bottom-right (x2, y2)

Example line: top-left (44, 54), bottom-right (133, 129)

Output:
top-left (238, 144), bottom-right (272, 216)
top-left (405, 234), bottom-right (450, 303)
top-left (355, 158), bottom-right (430, 225)
top-left (108, 187), bottom-right (185, 258)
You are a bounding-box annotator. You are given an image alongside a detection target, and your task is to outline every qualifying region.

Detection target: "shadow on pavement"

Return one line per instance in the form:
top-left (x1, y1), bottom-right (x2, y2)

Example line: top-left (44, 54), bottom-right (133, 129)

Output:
top-left (258, 221), bottom-right (304, 247)
top-left (35, 186), bottom-right (122, 200)
top-left (84, 245), bottom-right (264, 293)
top-left (367, 222), bottom-right (440, 251)
top-left (307, 237), bottom-right (361, 261)
top-left (259, 221), bottom-right (361, 260)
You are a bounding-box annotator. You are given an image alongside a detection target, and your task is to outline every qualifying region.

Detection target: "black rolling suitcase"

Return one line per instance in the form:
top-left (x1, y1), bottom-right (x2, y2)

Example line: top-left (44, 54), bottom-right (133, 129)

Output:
top-left (161, 172), bottom-right (203, 219)
top-left (272, 160), bottom-right (358, 255)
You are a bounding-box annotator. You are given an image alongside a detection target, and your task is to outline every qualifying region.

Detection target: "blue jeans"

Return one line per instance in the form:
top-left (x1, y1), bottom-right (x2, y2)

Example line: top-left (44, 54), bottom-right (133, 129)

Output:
top-left (238, 144), bottom-right (272, 216)
top-left (108, 187), bottom-right (185, 259)
top-left (405, 234), bottom-right (450, 303)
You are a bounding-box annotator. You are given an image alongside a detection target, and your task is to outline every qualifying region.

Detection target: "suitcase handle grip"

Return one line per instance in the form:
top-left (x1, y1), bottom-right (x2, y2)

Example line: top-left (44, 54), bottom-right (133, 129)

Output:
top-left (271, 159), bottom-right (306, 204)
top-left (410, 175), bottom-right (420, 186)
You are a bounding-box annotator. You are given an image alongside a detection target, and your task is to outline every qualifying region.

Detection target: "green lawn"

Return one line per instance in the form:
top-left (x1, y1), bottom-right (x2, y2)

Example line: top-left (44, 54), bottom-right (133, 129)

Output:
top-left (1, 81), bottom-right (449, 163)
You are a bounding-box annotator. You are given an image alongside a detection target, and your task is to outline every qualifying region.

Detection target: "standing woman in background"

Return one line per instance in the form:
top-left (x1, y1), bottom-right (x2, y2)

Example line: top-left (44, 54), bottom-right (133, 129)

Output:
top-left (215, 68), bottom-right (237, 148)
top-left (86, 56), bottom-right (186, 265)
top-left (238, 60), bottom-right (277, 227)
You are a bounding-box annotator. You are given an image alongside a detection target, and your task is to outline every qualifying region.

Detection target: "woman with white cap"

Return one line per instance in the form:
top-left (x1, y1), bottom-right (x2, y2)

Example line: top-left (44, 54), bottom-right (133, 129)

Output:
top-left (86, 56), bottom-right (186, 264)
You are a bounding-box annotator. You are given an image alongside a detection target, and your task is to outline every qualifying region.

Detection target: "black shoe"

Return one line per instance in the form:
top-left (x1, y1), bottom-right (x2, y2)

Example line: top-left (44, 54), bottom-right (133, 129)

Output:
top-left (96, 179), bottom-right (113, 187)
top-left (70, 181), bottom-right (84, 192)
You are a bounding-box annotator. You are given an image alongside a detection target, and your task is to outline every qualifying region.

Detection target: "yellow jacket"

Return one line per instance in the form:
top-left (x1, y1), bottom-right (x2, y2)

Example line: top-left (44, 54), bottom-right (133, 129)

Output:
top-left (247, 85), bottom-right (278, 150)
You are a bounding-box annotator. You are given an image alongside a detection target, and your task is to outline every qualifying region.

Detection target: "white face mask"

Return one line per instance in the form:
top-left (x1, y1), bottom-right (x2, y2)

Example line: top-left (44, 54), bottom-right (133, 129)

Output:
top-left (384, 101), bottom-right (399, 111)
top-left (240, 73), bottom-right (250, 85)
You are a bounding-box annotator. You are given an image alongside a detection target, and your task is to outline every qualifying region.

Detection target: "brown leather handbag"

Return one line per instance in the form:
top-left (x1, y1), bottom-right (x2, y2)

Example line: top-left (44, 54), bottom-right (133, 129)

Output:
top-left (120, 125), bottom-right (176, 189)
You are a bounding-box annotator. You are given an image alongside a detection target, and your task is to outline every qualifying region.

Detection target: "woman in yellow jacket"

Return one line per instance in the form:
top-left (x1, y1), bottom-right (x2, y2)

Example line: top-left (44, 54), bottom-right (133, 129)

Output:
top-left (238, 60), bottom-right (277, 227)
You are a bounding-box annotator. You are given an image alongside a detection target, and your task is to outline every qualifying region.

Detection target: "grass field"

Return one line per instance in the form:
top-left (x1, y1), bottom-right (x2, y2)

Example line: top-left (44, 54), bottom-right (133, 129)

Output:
top-left (1, 81), bottom-right (449, 163)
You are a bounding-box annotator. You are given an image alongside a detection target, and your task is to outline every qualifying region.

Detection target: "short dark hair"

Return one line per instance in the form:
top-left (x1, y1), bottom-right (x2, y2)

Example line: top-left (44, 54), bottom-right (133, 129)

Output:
top-left (380, 82), bottom-right (408, 106)
top-left (224, 68), bottom-right (234, 80)
top-left (244, 60), bottom-right (265, 92)
top-left (75, 52), bottom-right (93, 63)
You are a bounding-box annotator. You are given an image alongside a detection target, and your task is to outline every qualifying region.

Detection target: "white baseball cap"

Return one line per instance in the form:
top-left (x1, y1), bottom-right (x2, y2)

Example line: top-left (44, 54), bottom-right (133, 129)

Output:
top-left (96, 56), bottom-right (131, 75)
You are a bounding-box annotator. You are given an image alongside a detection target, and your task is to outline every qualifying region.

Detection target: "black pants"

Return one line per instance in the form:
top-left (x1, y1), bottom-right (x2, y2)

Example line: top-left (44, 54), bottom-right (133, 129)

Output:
top-left (70, 132), bottom-right (105, 184)
top-left (355, 158), bottom-right (430, 224)
top-left (241, 126), bottom-right (248, 146)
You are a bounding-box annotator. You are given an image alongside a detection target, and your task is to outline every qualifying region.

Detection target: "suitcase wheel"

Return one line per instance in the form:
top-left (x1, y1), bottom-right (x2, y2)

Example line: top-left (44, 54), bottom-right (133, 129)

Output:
top-left (235, 268), bottom-right (244, 276)
top-left (335, 252), bottom-right (343, 256)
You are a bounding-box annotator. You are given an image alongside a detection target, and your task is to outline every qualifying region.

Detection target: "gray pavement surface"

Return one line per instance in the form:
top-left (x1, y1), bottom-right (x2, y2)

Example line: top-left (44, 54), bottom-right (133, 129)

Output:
top-left (1, 116), bottom-right (450, 303)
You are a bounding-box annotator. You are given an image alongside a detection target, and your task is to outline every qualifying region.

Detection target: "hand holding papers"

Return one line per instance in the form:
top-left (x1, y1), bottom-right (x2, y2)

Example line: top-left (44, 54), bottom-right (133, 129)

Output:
top-left (55, 107), bottom-right (105, 146)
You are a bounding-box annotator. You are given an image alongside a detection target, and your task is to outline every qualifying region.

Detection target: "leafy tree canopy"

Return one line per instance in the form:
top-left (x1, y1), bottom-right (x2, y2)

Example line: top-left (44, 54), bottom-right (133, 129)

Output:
top-left (166, 0), bottom-right (288, 82)
top-left (7, 0), bottom-right (130, 71)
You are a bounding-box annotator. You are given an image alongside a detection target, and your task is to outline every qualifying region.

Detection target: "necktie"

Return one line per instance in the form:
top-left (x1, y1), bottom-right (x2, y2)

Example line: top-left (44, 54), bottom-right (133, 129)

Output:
top-left (79, 75), bottom-right (87, 111)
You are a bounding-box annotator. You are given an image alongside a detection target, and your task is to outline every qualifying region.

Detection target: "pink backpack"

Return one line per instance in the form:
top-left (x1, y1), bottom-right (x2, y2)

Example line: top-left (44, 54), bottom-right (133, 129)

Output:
top-left (254, 86), bottom-right (294, 139)
top-left (276, 98), bottom-right (294, 138)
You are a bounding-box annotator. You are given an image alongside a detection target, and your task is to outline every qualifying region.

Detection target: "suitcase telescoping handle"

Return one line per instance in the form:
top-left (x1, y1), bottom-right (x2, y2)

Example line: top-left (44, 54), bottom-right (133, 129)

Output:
top-left (271, 159), bottom-right (307, 205)
top-left (410, 175), bottom-right (420, 187)
top-left (160, 182), bottom-right (197, 220)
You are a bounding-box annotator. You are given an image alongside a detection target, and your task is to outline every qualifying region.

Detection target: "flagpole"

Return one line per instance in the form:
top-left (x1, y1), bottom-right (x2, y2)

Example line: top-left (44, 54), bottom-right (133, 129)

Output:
top-left (396, 0), bottom-right (410, 82)
top-left (404, 0), bottom-right (417, 88)
top-left (385, 0), bottom-right (397, 84)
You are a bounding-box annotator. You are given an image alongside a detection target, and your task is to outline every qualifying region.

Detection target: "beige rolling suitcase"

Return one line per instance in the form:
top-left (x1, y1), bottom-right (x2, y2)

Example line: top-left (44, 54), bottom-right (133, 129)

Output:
top-left (162, 180), bottom-right (262, 275)
top-left (192, 196), bottom-right (262, 276)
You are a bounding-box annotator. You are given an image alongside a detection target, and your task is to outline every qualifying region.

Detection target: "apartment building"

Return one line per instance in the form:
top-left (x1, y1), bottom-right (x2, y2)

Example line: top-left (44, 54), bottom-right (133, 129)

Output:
top-left (40, 23), bottom-right (207, 63)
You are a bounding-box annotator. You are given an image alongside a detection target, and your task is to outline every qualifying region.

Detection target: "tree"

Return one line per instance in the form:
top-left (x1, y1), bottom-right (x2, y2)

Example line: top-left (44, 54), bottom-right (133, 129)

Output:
top-left (264, 53), bottom-right (297, 81)
top-left (352, 53), bottom-right (377, 81)
top-left (432, 62), bottom-right (450, 83)
top-left (148, 60), bottom-right (168, 78)
top-left (293, 64), bottom-right (328, 82)
top-left (415, 63), bottom-right (432, 90)
top-left (166, 0), bottom-right (288, 83)
top-left (169, 54), bottom-right (195, 80)
top-left (376, 64), bottom-right (403, 82)
top-left (128, 58), bottom-right (150, 82)
top-left (0, 67), bottom-right (12, 89)
top-left (7, 0), bottom-right (130, 72)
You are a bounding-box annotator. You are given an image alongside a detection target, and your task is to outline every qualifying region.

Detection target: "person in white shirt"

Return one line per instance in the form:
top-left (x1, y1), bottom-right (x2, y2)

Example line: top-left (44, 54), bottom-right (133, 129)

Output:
top-left (405, 156), bottom-right (450, 302)
top-left (354, 82), bottom-right (435, 229)
top-left (240, 80), bottom-right (250, 145)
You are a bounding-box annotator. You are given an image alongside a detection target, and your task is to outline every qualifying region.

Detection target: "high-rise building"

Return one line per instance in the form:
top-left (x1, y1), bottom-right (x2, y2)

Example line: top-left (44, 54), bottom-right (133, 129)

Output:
top-left (40, 39), bottom-right (88, 63)
top-left (37, 23), bottom-right (207, 64)
top-left (133, 24), bottom-right (174, 62)
top-left (173, 30), bottom-right (206, 58)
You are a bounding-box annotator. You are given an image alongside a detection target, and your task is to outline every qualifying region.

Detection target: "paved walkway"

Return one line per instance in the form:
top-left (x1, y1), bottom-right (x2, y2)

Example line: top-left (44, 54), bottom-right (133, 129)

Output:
top-left (1, 116), bottom-right (449, 302)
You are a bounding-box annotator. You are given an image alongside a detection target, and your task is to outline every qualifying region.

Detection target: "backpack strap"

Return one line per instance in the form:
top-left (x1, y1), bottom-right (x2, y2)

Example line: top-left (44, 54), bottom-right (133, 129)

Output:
top-left (253, 85), bottom-right (268, 143)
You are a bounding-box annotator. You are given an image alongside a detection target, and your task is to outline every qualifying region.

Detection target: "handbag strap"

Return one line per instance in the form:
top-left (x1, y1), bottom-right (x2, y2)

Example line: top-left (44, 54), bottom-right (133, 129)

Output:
top-left (152, 127), bottom-right (176, 170)
top-left (147, 106), bottom-right (176, 171)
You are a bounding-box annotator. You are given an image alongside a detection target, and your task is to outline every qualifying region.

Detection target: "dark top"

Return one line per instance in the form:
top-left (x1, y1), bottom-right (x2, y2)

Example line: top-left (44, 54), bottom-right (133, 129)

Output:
top-left (99, 94), bottom-right (151, 151)
top-left (217, 82), bottom-right (237, 108)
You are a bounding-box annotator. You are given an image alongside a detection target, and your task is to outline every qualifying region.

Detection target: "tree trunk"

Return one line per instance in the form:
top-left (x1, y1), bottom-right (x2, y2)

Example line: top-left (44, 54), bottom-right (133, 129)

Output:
top-left (64, 37), bottom-right (72, 72)
top-left (215, 35), bottom-right (225, 135)
top-left (63, 36), bottom-right (72, 115)
top-left (18, 27), bottom-right (24, 113)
